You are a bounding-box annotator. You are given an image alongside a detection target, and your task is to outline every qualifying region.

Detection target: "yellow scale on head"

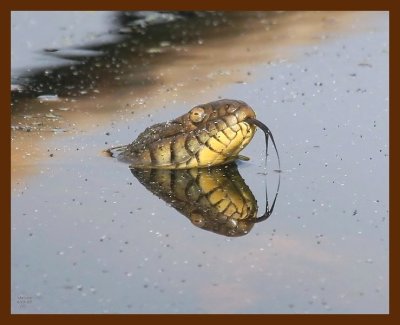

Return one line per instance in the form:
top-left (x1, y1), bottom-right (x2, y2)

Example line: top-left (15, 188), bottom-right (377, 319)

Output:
top-left (196, 167), bottom-right (247, 220)
top-left (199, 121), bottom-right (255, 166)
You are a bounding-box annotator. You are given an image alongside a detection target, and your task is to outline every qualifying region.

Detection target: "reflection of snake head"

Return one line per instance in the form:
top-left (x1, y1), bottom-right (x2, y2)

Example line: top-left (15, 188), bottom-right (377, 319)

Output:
top-left (131, 163), bottom-right (260, 237)
top-left (118, 99), bottom-right (258, 169)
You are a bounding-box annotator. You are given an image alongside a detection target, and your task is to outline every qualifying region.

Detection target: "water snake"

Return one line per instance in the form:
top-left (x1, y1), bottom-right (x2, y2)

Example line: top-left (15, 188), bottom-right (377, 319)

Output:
top-left (110, 99), bottom-right (280, 169)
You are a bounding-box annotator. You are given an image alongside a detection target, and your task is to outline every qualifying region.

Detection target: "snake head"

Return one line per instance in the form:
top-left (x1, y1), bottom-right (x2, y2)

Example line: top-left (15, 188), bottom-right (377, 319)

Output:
top-left (119, 99), bottom-right (262, 169)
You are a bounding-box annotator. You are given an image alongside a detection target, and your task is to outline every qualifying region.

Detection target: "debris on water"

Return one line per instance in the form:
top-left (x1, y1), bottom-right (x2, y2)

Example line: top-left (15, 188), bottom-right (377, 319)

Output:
top-left (45, 113), bottom-right (60, 119)
top-left (52, 128), bottom-right (67, 133)
top-left (37, 95), bottom-right (61, 102)
top-left (56, 107), bottom-right (70, 111)
top-left (11, 84), bottom-right (24, 92)
top-left (129, 11), bottom-right (179, 29)
top-left (353, 210), bottom-right (358, 216)
top-left (118, 27), bottom-right (132, 34)
top-left (358, 62), bottom-right (373, 68)
top-left (13, 122), bottom-right (68, 133)
top-left (44, 48), bottom-right (59, 52)
top-left (160, 41), bottom-right (171, 47)
top-left (11, 125), bottom-right (32, 132)
top-left (147, 47), bottom-right (164, 54)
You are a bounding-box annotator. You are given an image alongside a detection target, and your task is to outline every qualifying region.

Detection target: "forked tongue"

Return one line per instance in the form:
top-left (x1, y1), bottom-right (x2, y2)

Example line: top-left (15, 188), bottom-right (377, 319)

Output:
top-left (246, 117), bottom-right (280, 170)
top-left (246, 117), bottom-right (281, 222)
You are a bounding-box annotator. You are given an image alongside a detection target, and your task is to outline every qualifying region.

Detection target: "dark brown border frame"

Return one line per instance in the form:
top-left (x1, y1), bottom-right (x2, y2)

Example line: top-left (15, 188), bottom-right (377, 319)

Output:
top-left (2, 0), bottom-right (397, 324)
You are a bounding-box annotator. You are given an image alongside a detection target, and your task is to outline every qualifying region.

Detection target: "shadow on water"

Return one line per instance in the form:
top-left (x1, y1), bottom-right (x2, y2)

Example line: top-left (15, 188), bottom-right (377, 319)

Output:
top-left (130, 162), bottom-right (280, 237)
top-left (12, 11), bottom-right (284, 107)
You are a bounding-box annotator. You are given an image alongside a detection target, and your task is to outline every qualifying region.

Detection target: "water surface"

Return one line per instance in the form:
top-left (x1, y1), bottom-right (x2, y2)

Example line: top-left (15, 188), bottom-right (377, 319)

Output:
top-left (11, 11), bottom-right (388, 314)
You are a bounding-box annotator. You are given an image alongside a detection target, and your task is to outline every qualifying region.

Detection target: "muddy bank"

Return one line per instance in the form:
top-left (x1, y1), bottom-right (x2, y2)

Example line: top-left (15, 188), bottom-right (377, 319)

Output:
top-left (11, 11), bottom-right (388, 314)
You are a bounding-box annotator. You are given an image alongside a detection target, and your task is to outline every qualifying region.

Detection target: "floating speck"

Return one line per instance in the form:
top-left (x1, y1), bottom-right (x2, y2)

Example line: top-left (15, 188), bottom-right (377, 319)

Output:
top-left (45, 113), bottom-right (60, 119)
top-left (37, 95), bottom-right (60, 102)
top-left (160, 41), bottom-right (171, 47)
top-left (147, 48), bottom-right (163, 54)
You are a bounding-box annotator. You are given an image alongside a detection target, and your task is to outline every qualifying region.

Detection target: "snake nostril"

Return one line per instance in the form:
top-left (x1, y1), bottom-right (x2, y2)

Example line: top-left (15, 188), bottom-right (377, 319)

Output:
top-left (227, 105), bottom-right (238, 113)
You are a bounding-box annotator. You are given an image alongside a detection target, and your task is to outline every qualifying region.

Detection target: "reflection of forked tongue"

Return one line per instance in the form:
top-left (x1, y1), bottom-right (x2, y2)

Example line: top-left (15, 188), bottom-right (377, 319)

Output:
top-left (245, 117), bottom-right (281, 223)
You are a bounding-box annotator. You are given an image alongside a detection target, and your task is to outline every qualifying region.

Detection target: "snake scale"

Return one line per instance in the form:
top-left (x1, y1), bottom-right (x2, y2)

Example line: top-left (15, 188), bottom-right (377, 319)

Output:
top-left (113, 99), bottom-right (279, 169)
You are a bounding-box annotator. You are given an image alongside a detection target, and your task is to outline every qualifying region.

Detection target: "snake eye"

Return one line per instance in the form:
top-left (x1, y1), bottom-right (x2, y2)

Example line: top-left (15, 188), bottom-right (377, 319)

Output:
top-left (189, 107), bottom-right (206, 123)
